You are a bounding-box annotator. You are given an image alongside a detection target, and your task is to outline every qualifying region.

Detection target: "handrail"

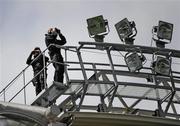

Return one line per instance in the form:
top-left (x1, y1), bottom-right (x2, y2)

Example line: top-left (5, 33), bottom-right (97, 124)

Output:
top-left (0, 44), bottom-right (52, 96)
top-left (9, 61), bottom-right (52, 102)
top-left (2, 42), bottom-right (180, 100)
top-left (8, 58), bottom-right (74, 102)
top-left (1, 41), bottom-right (180, 119)
top-left (3, 42), bottom-right (180, 98)
top-left (0, 71), bottom-right (23, 95)
top-left (0, 44), bottom-right (77, 101)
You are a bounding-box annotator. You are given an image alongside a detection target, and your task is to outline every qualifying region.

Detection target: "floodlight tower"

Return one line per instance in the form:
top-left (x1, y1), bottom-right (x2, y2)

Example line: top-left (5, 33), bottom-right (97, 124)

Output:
top-left (115, 18), bottom-right (137, 45)
top-left (87, 15), bottom-right (109, 42)
top-left (152, 21), bottom-right (173, 48)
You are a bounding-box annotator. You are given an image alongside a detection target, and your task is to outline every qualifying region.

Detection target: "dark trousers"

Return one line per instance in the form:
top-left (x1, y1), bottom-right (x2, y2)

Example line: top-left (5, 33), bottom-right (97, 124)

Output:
top-left (32, 72), bottom-right (46, 95)
top-left (50, 53), bottom-right (64, 83)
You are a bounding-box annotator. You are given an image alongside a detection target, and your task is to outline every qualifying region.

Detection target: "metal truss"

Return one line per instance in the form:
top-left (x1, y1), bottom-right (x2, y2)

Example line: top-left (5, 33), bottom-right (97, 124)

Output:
top-left (61, 42), bottom-right (180, 119)
top-left (1, 42), bottom-right (180, 121)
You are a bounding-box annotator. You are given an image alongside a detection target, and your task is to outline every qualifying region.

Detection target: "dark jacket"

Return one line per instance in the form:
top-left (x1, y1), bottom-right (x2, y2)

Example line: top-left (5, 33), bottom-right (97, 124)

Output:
top-left (45, 33), bottom-right (66, 56)
top-left (26, 53), bottom-right (49, 73)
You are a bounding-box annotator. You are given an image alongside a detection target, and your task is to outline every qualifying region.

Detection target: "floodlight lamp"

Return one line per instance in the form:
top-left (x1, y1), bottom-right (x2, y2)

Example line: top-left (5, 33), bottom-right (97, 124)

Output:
top-left (157, 21), bottom-right (173, 41)
top-left (152, 20), bottom-right (173, 48)
top-left (87, 15), bottom-right (109, 42)
top-left (152, 56), bottom-right (171, 76)
top-left (125, 52), bottom-right (146, 72)
top-left (115, 18), bottom-right (137, 45)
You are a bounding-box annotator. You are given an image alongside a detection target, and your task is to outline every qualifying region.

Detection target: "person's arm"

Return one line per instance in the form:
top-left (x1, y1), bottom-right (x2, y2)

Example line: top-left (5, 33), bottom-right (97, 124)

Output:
top-left (55, 33), bottom-right (66, 45)
top-left (60, 33), bottom-right (67, 43)
top-left (55, 28), bottom-right (67, 45)
top-left (26, 52), bottom-right (33, 65)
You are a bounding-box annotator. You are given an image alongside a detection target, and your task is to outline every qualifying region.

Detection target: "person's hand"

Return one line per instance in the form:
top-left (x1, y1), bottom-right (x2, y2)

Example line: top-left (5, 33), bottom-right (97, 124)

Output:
top-left (31, 51), bottom-right (35, 55)
top-left (31, 50), bottom-right (36, 55)
top-left (55, 27), bottom-right (61, 34)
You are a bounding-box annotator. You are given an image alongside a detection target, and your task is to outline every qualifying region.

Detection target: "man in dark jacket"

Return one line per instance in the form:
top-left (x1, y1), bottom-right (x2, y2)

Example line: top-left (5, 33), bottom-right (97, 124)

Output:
top-left (45, 27), bottom-right (66, 83)
top-left (26, 47), bottom-right (49, 95)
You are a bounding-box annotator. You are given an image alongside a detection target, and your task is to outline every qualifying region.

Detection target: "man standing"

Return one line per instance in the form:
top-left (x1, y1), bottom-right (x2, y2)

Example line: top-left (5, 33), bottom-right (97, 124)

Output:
top-left (45, 27), bottom-right (66, 83)
top-left (26, 47), bottom-right (49, 95)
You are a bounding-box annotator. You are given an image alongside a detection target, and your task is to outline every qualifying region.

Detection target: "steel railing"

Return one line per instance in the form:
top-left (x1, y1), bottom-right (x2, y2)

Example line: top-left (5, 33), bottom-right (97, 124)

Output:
top-left (1, 41), bottom-right (180, 119)
top-left (0, 44), bottom-right (77, 104)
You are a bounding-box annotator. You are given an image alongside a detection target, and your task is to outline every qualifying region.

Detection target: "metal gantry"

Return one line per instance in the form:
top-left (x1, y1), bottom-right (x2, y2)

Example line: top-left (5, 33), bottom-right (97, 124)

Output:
top-left (1, 42), bottom-right (180, 124)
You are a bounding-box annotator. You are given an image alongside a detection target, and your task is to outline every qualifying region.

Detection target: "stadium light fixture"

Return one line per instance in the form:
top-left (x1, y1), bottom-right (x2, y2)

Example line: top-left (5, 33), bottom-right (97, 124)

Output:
top-left (124, 50), bottom-right (146, 72)
top-left (87, 15), bottom-right (109, 42)
top-left (115, 18), bottom-right (137, 45)
top-left (152, 56), bottom-right (171, 76)
top-left (152, 20), bottom-right (173, 48)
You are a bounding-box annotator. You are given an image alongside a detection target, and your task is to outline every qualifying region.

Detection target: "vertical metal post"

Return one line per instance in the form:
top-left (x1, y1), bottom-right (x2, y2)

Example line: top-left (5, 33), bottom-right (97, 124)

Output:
top-left (64, 49), bottom-right (70, 85)
top-left (154, 77), bottom-right (162, 116)
top-left (23, 70), bottom-right (26, 104)
top-left (99, 95), bottom-right (107, 112)
top-left (152, 54), bottom-right (161, 114)
top-left (42, 52), bottom-right (47, 89)
top-left (92, 63), bottom-right (98, 81)
top-left (163, 81), bottom-right (177, 116)
top-left (106, 48), bottom-right (118, 85)
top-left (152, 53), bottom-right (160, 100)
top-left (3, 89), bottom-right (5, 102)
top-left (106, 48), bottom-right (118, 109)
top-left (93, 64), bottom-right (104, 96)
top-left (165, 56), bottom-right (176, 114)
top-left (77, 47), bottom-right (88, 82)
top-left (101, 73), bottom-right (112, 103)
top-left (157, 100), bottom-right (165, 117)
top-left (76, 47), bottom-right (88, 111)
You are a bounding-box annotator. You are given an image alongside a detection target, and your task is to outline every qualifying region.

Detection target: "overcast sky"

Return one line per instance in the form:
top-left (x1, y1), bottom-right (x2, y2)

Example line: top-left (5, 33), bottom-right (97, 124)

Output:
top-left (0, 0), bottom-right (180, 104)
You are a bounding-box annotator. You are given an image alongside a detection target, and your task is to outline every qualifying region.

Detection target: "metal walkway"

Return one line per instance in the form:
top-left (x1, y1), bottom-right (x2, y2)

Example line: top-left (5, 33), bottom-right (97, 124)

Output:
top-left (1, 42), bottom-right (180, 125)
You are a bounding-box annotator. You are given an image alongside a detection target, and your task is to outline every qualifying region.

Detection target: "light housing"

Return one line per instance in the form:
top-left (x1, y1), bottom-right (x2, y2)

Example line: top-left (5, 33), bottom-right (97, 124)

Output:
top-left (153, 56), bottom-right (171, 76)
top-left (115, 18), bottom-right (137, 44)
top-left (157, 21), bottom-right (173, 41)
top-left (87, 15), bottom-right (109, 39)
top-left (125, 52), bottom-right (146, 72)
top-left (152, 20), bottom-right (173, 48)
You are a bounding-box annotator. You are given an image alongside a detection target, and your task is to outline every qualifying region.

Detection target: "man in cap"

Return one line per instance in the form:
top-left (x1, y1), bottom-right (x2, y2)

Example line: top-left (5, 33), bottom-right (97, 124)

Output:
top-left (26, 47), bottom-right (49, 95)
top-left (45, 27), bottom-right (66, 83)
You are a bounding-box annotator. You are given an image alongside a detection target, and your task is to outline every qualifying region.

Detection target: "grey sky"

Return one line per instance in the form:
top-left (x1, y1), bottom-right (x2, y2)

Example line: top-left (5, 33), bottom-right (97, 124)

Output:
top-left (1, 0), bottom-right (180, 91)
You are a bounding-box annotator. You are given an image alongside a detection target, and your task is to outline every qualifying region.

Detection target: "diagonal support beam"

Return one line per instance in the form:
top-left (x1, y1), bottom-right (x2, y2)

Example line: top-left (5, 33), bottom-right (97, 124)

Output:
top-left (117, 95), bottom-right (129, 109)
top-left (76, 49), bottom-right (88, 111)
top-left (165, 91), bottom-right (175, 114)
top-left (129, 87), bottom-right (154, 109)
top-left (106, 48), bottom-right (119, 109)
top-left (164, 57), bottom-right (176, 114)
top-left (100, 69), bottom-right (129, 109)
